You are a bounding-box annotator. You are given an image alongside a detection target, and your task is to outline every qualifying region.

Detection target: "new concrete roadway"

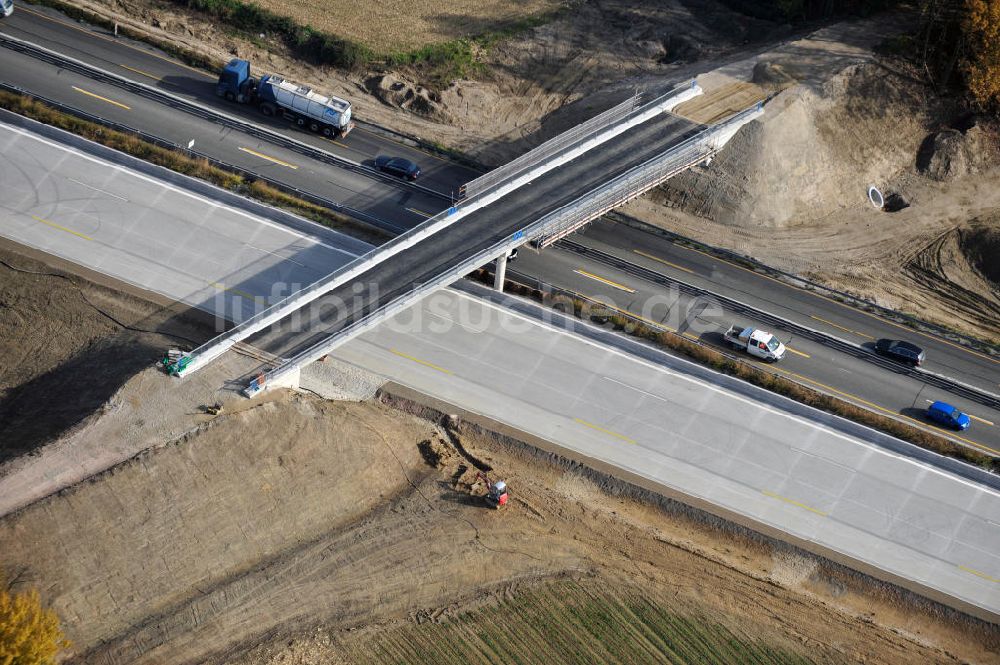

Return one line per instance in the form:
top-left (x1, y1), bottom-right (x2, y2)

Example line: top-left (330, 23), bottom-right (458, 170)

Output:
top-left (4, 3), bottom-right (996, 445)
top-left (332, 286), bottom-right (1000, 622)
top-left (0, 121), bottom-right (366, 322)
top-left (3, 3), bottom-right (994, 412)
top-left (0, 43), bottom-right (445, 233)
top-left (510, 228), bottom-right (1000, 455)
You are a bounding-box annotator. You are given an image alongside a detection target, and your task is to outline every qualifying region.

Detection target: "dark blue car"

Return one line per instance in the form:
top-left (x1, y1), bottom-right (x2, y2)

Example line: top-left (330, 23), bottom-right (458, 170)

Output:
top-left (926, 401), bottom-right (971, 431)
top-left (374, 156), bottom-right (420, 181)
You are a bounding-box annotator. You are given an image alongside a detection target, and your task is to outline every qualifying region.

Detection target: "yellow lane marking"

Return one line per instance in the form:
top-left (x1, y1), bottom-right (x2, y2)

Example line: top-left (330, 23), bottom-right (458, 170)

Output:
top-left (923, 400), bottom-right (994, 426)
top-left (634, 248), bottom-right (694, 274)
top-left (390, 348), bottom-right (452, 374)
top-left (773, 366), bottom-right (999, 455)
top-left (31, 215), bottom-right (92, 241)
top-left (784, 346), bottom-right (810, 358)
top-left (210, 282), bottom-right (267, 305)
top-left (959, 566), bottom-right (1000, 583)
top-left (573, 418), bottom-right (636, 444)
top-left (119, 63), bottom-right (161, 81)
top-left (682, 332), bottom-right (699, 340)
top-left (238, 147), bottom-right (299, 169)
top-left (406, 207), bottom-right (433, 217)
top-left (21, 6), bottom-right (214, 78)
top-left (810, 315), bottom-right (874, 339)
top-left (677, 243), bottom-right (1000, 366)
top-left (573, 269), bottom-right (636, 293)
top-left (72, 86), bottom-right (130, 110)
top-left (762, 490), bottom-right (828, 517)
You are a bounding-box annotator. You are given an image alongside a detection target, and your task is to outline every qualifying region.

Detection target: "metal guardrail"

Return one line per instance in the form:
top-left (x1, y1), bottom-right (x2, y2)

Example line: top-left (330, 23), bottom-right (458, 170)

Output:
top-left (531, 103), bottom-right (763, 248)
top-left (608, 210), bottom-right (1000, 360)
top-left (0, 81), bottom-right (402, 234)
top-left (556, 238), bottom-right (1000, 412)
top-left (460, 90), bottom-right (642, 200)
top-left (460, 81), bottom-right (702, 201)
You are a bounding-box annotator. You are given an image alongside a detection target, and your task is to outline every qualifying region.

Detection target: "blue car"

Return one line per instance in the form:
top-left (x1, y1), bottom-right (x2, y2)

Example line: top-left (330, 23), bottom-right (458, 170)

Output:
top-left (926, 401), bottom-right (971, 431)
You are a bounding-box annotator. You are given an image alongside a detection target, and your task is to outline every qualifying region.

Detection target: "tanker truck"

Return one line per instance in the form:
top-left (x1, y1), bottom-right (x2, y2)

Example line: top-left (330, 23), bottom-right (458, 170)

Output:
top-left (216, 59), bottom-right (354, 138)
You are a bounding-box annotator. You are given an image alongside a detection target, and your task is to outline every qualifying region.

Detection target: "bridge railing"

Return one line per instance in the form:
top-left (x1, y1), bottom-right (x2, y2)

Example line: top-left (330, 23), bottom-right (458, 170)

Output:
top-left (247, 104), bottom-right (765, 393)
top-left (173, 80), bottom-right (705, 376)
top-left (531, 103), bottom-right (765, 248)
top-left (460, 80), bottom-right (701, 200)
top-left (459, 91), bottom-right (641, 200)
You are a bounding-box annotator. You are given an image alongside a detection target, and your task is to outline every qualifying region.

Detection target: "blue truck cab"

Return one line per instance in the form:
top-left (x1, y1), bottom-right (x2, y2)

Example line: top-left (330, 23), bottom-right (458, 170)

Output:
top-left (217, 59), bottom-right (256, 103)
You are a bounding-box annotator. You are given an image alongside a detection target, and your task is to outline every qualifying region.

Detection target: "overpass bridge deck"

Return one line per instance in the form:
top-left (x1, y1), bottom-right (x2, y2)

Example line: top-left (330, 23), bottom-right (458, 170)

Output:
top-left (247, 112), bottom-right (703, 359)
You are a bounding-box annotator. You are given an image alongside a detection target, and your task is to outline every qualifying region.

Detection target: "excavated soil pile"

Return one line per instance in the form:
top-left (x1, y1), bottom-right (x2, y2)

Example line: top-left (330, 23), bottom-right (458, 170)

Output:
top-left (1, 393), bottom-right (996, 664)
top-left (629, 56), bottom-right (1000, 341)
top-left (652, 62), bottom-right (935, 228)
top-left (962, 217), bottom-right (1000, 289)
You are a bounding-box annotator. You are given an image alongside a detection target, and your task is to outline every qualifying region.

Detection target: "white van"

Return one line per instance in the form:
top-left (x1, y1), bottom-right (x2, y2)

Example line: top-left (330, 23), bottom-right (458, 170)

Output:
top-left (1, 0), bottom-right (13, 17)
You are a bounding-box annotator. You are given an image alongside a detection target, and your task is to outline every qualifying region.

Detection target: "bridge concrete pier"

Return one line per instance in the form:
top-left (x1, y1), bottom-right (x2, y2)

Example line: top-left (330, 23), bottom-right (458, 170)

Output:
top-left (493, 253), bottom-right (508, 291)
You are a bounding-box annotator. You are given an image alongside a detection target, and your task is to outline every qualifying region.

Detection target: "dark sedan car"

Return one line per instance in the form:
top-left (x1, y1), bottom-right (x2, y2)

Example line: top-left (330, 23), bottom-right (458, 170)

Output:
top-left (874, 338), bottom-right (925, 366)
top-left (374, 156), bottom-right (421, 180)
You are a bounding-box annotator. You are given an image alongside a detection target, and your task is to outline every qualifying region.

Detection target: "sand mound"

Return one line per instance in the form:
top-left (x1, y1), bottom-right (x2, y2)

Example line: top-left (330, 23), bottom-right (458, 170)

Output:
top-left (654, 62), bottom-right (932, 228)
top-left (917, 120), bottom-right (996, 181)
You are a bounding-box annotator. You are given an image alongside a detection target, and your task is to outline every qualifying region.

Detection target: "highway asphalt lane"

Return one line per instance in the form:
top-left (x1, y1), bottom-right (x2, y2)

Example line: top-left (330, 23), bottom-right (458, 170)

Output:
top-left (333, 288), bottom-right (1000, 621)
top-left (0, 46), bottom-right (445, 232)
top-left (575, 218), bottom-right (1000, 396)
top-left (4, 118), bottom-right (999, 621)
top-left (0, 121), bottom-right (363, 322)
top-left (0, 3), bottom-right (478, 190)
top-left (511, 242), bottom-right (1000, 454)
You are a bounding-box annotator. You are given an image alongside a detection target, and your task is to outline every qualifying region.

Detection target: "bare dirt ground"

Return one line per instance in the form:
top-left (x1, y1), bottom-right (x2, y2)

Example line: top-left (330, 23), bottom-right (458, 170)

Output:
top-left (628, 23), bottom-right (1000, 342)
top-left (250, 0), bottom-right (560, 54)
top-left (2, 387), bottom-right (997, 664)
top-left (0, 242), bottom-right (213, 463)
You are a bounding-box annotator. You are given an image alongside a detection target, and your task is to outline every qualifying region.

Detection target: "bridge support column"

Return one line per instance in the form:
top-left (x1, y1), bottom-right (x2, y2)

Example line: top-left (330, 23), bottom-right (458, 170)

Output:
top-left (493, 253), bottom-right (508, 291)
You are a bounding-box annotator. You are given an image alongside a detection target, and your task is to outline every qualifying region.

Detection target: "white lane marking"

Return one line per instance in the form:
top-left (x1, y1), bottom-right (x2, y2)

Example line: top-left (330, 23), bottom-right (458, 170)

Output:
top-left (460, 289), bottom-right (1000, 495)
top-left (67, 177), bottom-right (129, 201)
top-left (4, 125), bottom-right (360, 258)
top-left (602, 376), bottom-right (667, 403)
